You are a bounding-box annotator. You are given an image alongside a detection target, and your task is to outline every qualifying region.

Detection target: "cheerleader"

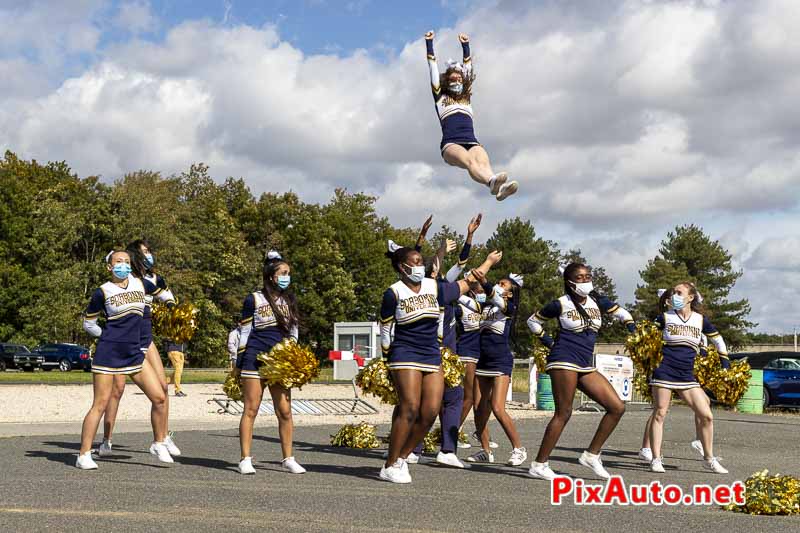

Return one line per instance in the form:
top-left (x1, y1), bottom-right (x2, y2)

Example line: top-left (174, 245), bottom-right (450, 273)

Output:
top-left (76, 250), bottom-right (173, 469)
top-left (465, 272), bottom-right (527, 466)
top-left (96, 240), bottom-right (180, 459)
top-left (425, 31), bottom-right (518, 201)
top-left (644, 282), bottom-right (730, 474)
top-left (236, 251), bottom-right (305, 475)
top-left (526, 263), bottom-right (635, 480)
top-left (379, 245), bottom-right (501, 483)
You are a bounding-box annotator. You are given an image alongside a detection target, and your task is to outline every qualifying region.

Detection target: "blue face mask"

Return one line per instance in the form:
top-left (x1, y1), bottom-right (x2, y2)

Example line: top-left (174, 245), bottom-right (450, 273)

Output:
top-left (671, 294), bottom-right (686, 310)
top-left (112, 263), bottom-right (132, 279)
top-left (143, 253), bottom-right (154, 268)
top-left (449, 82), bottom-right (463, 94)
top-left (476, 293), bottom-right (486, 304)
top-left (277, 275), bottom-right (291, 290)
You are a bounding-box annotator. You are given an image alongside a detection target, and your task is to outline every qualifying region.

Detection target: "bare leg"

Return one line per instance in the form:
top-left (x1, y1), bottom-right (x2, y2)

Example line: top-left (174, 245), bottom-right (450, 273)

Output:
top-left (102, 374), bottom-right (127, 440)
top-left (80, 374), bottom-right (114, 454)
top-left (488, 376), bottom-right (522, 448)
top-left (442, 145), bottom-right (496, 186)
top-left (386, 370), bottom-right (422, 467)
top-left (534, 370), bottom-right (578, 463)
top-left (678, 387), bottom-right (714, 459)
top-left (239, 379), bottom-right (266, 459)
top-left (269, 384), bottom-right (294, 459)
top-left (145, 342), bottom-right (169, 436)
top-left (460, 362), bottom-right (476, 426)
top-left (649, 387), bottom-right (673, 459)
top-left (641, 415), bottom-right (653, 449)
top-left (129, 359), bottom-right (168, 442)
top-left (577, 372), bottom-right (626, 454)
top-left (473, 376), bottom-right (495, 451)
top-left (399, 371), bottom-right (445, 458)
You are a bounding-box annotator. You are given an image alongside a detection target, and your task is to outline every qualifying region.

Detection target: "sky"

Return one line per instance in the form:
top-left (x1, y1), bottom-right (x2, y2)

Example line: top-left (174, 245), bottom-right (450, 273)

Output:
top-left (1, 0), bottom-right (799, 333)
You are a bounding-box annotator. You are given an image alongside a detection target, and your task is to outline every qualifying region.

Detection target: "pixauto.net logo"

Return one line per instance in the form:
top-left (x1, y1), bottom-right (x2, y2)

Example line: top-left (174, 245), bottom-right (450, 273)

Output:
top-left (550, 476), bottom-right (745, 506)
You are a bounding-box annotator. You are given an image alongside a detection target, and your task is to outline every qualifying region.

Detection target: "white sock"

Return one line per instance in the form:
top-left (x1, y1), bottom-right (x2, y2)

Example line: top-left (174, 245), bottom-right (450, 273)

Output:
top-left (487, 176), bottom-right (497, 189)
top-left (584, 451), bottom-right (599, 460)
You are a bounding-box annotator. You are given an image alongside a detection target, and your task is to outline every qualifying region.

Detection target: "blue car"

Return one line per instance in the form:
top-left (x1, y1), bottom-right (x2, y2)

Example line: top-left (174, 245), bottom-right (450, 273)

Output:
top-left (32, 343), bottom-right (92, 372)
top-left (732, 351), bottom-right (800, 408)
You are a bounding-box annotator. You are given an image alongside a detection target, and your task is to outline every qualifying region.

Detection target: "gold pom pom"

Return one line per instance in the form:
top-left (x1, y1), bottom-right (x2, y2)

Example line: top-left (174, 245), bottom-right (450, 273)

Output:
top-left (330, 422), bottom-right (381, 449)
top-left (256, 338), bottom-right (320, 389)
top-left (624, 320), bottom-right (665, 402)
top-left (151, 302), bottom-right (200, 343)
top-left (532, 345), bottom-right (549, 374)
top-left (355, 358), bottom-right (398, 405)
top-left (441, 347), bottom-right (466, 388)
top-left (422, 427), bottom-right (469, 453)
top-left (726, 470), bottom-right (800, 515)
top-left (694, 346), bottom-right (752, 406)
top-left (222, 371), bottom-right (242, 401)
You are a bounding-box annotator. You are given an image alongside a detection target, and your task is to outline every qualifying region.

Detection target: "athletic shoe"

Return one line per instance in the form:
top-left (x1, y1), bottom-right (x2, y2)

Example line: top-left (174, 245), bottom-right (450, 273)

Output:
top-left (690, 440), bottom-right (704, 457)
top-left (238, 456), bottom-right (256, 475)
top-left (97, 439), bottom-right (113, 457)
top-left (650, 457), bottom-right (666, 473)
top-left (457, 440), bottom-right (472, 449)
top-left (465, 449), bottom-right (495, 463)
top-left (528, 461), bottom-right (557, 480)
top-left (489, 172), bottom-right (508, 195)
top-left (149, 442), bottom-right (174, 464)
top-left (638, 447), bottom-right (653, 462)
top-left (164, 434), bottom-right (181, 457)
top-left (578, 451), bottom-right (610, 479)
top-left (435, 452), bottom-right (465, 469)
top-left (380, 459), bottom-right (412, 484)
top-left (281, 456), bottom-right (307, 474)
top-left (507, 447), bottom-right (528, 466)
top-left (76, 452), bottom-right (98, 470)
top-left (704, 457), bottom-right (728, 474)
top-left (175, 390), bottom-right (187, 397)
top-left (472, 431), bottom-right (499, 449)
top-left (495, 181), bottom-right (519, 201)
top-left (405, 452), bottom-right (419, 464)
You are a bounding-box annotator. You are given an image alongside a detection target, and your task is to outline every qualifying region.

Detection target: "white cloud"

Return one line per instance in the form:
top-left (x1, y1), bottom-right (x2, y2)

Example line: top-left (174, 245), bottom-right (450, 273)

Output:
top-left (113, 1), bottom-right (158, 35)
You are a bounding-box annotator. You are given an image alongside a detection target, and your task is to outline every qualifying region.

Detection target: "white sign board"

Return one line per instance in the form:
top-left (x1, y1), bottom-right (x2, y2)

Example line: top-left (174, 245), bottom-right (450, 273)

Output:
top-left (595, 354), bottom-right (634, 402)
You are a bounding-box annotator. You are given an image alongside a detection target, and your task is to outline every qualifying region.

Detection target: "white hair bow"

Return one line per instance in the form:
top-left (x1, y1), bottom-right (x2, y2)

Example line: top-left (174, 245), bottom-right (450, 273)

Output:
top-left (657, 289), bottom-right (667, 298)
top-left (557, 264), bottom-right (566, 276)
top-left (387, 240), bottom-right (401, 253)
top-left (509, 273), bottom-right (524, 287)
top-left (446, 58), bottom-right (465, 73)
top-left (267, 250), bottom-right (282, 260)
top-left (104, 250), bottom-right (115, 263)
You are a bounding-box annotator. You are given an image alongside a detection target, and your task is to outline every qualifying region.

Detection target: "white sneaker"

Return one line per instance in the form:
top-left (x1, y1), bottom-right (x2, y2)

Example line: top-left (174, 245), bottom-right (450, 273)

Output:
top-left (457, 440), bottom-right (472, 449)
top-left (281, 456), bottom-right (307, 474)
top-left (149, 442), bottom-right (174, 464)
top-left (405, 452), bottom-right (420, 464)
top-left (507, 447), bottom-right (528, 466)
top-left (690, 440), bottom-right (704, 458)
top-left (380, 459), bottom-right (412, 484)
top-left (704, 457), bottom-right (729, 474)
top-left (164, 434), bottom-right (181, 457)
top-left (651, 457), bottom-right (666, 473)
top-left (435, 451), bottom-right (465, 469)
top-left (76, 452), bottom-right (98, 470)
top-left (489, 172), bottom-right (508, 195)
top-left (495, 181), bottom-right (519, 201)
top-left (528, 461), bottom-right (557, 480)
top-left (97, 439), bottom-right (113, 457)
top-left (472, 431), bottom-right (499, 449)
top-left (238, 456), bottom-right (256, 475)
top-left (578, 451), bottom-right (610, 479)
top-left (638, 447), bottom-right (653, 462)
top-left (465, 449), bottom-right (494, 463)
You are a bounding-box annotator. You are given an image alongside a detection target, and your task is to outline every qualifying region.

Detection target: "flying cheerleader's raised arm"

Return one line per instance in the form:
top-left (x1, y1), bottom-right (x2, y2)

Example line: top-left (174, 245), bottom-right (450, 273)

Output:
top-left (425, 31), bottom-right (441, 99)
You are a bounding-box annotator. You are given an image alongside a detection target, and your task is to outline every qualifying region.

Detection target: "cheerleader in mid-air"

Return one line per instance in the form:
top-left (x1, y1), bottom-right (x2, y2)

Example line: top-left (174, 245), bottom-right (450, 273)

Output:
top-left (235, 251), bottom-right (306, 475)
top-left (526, 263), bottom-right (636, 480)
top-left (465, 271), bottom-right (526, 466)
top-left (425, 31), bottom-right (518, 201)
top-left (642, 282), bottom-right (730, 474)
top-left (97, 240), bottom-right (180, 459)
top-left (379, 244), bottom-right (501, 483)
top-left (77, 250), bottom-right (174, 469)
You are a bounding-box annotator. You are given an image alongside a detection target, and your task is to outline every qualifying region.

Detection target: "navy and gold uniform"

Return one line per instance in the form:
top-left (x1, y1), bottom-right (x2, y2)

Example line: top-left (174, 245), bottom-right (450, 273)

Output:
top-left (527, 295), bottom-right (635, 373)
top-left (476, 287), bottom-right (516, 377)
top-left (426, 37), bottom-right (478, 154)
top-left (140, 272), bottom-right (175, 351)
top-left (380, 278), bottom-right (461, 372)
top-left (236, 291), bottom-right (298, 380)
top-left (651, 310), bottom-right (728, 389)
top-left (455, 294), bottom-right (483, 364)
top-left (83, 276), bottom-right (161, 375)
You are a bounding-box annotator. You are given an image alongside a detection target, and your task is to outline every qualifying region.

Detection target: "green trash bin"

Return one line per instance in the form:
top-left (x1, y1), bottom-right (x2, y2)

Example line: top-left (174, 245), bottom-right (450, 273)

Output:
top-left (736, 369), bottom-right (763, 414)
top-left (536, 373), bottom-right (555, 410)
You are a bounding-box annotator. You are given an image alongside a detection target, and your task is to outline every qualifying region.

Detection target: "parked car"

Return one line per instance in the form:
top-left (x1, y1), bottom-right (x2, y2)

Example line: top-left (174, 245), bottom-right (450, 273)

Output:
top-left (32, 343), bottom-right (92, 372)
top-left (732, 351), bottom-right (800, 408)
top-left (0, 343), bottom-right (44, 372)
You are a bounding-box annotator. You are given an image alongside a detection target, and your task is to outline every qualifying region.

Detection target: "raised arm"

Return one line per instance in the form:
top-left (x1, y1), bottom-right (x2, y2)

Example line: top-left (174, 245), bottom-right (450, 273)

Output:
top-left (425, 31), bottom-right (441, 98)
top-left (415, 214), bottom-right (434, 252)
top-left (459, 33), bottom-right (472, 77)
top-left (445, 214), bottom-right (481, 282)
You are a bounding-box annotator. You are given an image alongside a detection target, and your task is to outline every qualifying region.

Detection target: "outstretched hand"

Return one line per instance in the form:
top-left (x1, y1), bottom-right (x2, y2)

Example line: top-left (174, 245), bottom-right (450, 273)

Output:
top-left (487, 250), bottom-right (503, 265)
top-left (470, 269), bottom-right (487, 285)
top-left (425, 31), bottom-right (435, 40)
top-left (458, 33), bottom-right (469, 43)
top-left (445, 239), bottom-right (457, 254)
top-left (421, 214), bottom-right (433, 234)
top-left (467, 213), bottom-right (482, 235)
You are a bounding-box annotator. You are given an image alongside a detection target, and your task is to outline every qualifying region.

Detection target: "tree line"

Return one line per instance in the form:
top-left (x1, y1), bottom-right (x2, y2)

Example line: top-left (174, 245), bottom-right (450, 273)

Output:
top-left (0, 151), bottom-right (755, 366)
